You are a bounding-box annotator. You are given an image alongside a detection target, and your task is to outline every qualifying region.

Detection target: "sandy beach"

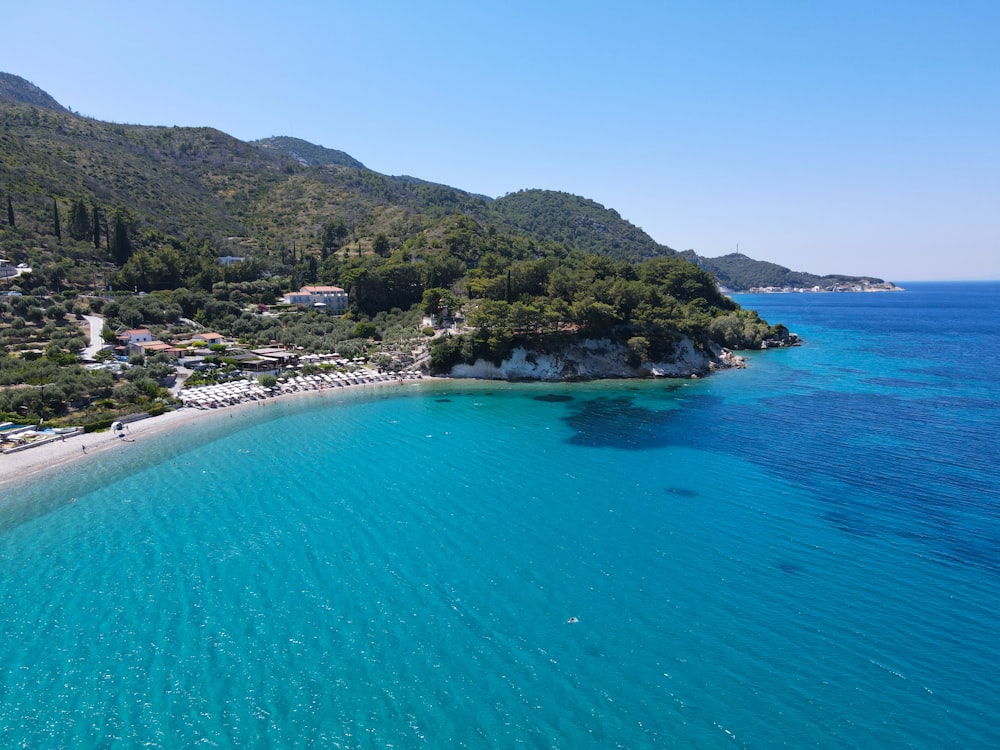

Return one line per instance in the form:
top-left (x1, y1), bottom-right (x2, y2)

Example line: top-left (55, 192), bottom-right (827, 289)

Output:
top-left (0, 376), bottom-right (427, 491)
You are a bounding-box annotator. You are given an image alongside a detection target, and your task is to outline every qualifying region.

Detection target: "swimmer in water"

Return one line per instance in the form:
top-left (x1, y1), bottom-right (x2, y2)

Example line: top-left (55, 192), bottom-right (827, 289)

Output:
top-left (567, 617), bottom-right (579, 624)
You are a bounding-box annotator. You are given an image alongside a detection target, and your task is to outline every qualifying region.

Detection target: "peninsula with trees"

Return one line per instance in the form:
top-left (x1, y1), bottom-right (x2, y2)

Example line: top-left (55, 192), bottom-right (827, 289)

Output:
top-left (0, 71), bottom-right (882, 429)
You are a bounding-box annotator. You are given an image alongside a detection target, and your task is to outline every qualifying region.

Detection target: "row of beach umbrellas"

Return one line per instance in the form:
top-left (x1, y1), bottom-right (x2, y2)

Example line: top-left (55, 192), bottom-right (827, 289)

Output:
top-left (179, 369), bottom-right (422, 409)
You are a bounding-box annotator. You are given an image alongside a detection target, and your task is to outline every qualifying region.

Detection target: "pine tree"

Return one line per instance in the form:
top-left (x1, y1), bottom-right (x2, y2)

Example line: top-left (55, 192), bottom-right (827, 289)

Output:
top-left (53, 198), bottom-right (61, 241)
top-left (6, 196), bottom-right (13, 227)
top-left (320, 217), bottom-right (348, 256)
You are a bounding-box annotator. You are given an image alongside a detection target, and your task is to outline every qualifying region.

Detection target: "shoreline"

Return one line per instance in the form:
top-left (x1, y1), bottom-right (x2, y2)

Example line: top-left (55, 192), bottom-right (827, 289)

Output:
top-left (0, 376), bottom-right (427, 492)
top-left (1, 364), bottom-right (739, 493)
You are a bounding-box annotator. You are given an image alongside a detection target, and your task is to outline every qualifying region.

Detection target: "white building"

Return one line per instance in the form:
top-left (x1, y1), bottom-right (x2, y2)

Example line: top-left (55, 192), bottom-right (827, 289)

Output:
top-left (118, 328), bottom-right (153, 345)
top-left (282, 285), bottom-right (349, 313)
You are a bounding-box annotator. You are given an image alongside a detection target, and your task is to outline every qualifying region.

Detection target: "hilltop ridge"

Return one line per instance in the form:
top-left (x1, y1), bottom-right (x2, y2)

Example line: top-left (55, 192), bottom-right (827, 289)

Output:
top-left (0, 71), bottom-right (888, 291)
top-left (0, 72), bottom-right (67, 112)
top-left (252, 136), bottom-right (366, 169)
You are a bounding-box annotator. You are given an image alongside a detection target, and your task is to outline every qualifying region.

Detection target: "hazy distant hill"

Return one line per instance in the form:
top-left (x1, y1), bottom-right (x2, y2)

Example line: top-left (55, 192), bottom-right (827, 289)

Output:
top-left (0, 71), bottom-right (883, 290)
top-left (253, 136), bottom-right (366, 169)
top-left (0, 72), bottom-right (67, 112)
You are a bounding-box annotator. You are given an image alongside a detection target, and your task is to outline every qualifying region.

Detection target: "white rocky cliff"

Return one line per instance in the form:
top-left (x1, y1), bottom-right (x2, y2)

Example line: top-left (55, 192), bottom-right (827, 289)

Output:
top-left (447, 337), bottom-right (744, 381)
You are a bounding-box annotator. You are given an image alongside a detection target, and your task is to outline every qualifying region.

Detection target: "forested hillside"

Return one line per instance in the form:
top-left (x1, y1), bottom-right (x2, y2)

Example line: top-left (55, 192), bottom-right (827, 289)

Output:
top-left (491, 189), bottom-right (672, 262)
top-left (1, 73), bottom-right (885, 298)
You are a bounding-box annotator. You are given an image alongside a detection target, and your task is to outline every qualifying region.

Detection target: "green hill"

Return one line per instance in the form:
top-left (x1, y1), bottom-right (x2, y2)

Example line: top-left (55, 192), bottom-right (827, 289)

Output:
top-left (491, 189), bottom-right (673, 262)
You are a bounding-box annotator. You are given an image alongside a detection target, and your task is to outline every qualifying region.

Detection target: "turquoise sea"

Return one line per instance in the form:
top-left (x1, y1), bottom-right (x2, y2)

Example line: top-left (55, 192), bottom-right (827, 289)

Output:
top-left (1, 281), bottom-right (998, 748)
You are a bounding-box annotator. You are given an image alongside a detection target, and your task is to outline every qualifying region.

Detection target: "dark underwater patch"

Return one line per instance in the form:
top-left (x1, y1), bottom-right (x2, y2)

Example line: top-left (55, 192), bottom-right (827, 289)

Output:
top-left (902, 365), bottom-right (953, 378)
top-left (862, 377), bottom-right (932, 389)
top-left (822, 510), bottom-right (876, 537)
top-left (563, 396), bottom-right (678, 450)
top-left (918, 395), bottom-right (1000, 413)
top-left (435, 398), bottom-right (452, 403)
top-left (776, 561), bottom-right (803, 575)
top-left (533, 394), bottom-right (574, 403)
top-left (666, 487), bottom-right (699, 498)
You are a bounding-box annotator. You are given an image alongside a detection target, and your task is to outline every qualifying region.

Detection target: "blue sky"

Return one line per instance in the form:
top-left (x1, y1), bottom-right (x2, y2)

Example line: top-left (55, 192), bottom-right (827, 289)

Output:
top-left (4, 1), bottom-right (998, 281)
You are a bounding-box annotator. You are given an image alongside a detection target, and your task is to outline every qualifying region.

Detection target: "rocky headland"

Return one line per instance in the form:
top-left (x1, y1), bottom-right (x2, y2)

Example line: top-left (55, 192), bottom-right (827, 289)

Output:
top-left (445, 336), bottom-right (757, 381)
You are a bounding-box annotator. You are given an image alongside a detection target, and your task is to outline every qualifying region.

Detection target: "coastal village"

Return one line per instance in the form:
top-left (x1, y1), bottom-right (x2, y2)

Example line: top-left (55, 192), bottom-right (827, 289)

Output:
top-left (1, 275), bottom-right (431, 456)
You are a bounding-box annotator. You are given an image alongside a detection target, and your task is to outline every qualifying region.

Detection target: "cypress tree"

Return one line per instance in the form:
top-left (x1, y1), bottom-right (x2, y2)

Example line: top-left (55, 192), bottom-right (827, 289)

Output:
top-left (110, 214), bottom-right (132, 266)
top-left (6, 196), bottom-right (13, 227)
top-left (92, 205), bottom-right (101, 249)
top-left (69, 198), bottom-right (90, 241)
top-left (53, 198), bottom-right (61, 241)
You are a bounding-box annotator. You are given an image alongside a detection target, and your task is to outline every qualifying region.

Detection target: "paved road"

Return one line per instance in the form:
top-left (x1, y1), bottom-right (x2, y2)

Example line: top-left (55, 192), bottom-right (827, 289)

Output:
top-left (80, 314), bottom-right (106, 360)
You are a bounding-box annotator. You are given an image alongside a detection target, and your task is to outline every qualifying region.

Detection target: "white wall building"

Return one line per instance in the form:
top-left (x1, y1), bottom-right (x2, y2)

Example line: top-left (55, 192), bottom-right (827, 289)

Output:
top-left (282, 285), bottom-right (349, 313)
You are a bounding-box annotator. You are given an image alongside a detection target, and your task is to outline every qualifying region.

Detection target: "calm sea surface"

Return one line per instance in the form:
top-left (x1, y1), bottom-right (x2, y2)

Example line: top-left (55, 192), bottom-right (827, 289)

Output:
top-left (1, 281), bottom-right (998, 748)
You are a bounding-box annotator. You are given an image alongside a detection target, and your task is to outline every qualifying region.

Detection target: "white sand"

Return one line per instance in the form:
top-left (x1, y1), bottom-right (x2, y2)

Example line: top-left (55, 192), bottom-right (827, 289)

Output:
top-left (0, 378), bottom-right (429, 490)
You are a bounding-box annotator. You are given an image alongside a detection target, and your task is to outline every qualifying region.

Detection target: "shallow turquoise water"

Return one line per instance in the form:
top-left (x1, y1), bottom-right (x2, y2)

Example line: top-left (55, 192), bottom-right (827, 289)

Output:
top-left (1, 282), bottom-right (998, 748)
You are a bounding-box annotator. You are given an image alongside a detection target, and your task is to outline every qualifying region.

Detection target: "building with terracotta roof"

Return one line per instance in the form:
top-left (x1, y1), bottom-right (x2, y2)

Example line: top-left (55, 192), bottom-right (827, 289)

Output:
top-left (132, 340), bottom-right (182, 359)
top-left (191, 332), bottom-right (226, 345)
top-left (282, 285), bottom-right (348, 313)
top-left (118, 328), bottom-right (152, 345)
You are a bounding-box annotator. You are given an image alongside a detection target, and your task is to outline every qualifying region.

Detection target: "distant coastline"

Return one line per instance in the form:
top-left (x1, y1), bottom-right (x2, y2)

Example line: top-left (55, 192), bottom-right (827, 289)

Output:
top-left (736, 280), bottom-right (903, 294)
